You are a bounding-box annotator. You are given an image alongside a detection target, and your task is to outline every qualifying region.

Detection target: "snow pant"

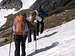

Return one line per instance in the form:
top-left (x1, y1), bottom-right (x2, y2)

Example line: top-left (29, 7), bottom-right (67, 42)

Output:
top-left (14, 35), bottom-right (27, 56)
top-left (36, 21), bottom-right (44, 36)
top-left (28, 29), bottom-right (36, 42)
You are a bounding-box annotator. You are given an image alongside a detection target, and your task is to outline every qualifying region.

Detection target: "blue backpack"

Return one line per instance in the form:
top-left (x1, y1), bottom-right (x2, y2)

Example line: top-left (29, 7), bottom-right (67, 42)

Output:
top-left (38, 6), bottom-right (48, 18)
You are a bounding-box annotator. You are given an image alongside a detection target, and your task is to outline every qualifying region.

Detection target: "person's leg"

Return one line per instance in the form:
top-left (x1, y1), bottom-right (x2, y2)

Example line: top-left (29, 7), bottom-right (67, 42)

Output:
top-left (14, 35), bottom-right (20, 56)
top-left (33, 30), bottom-right (36, 41)
top-left (28, 29), bottom-right (32, 42)
top-left (40, 21), bottom-right (44, 34)
top-left (21, 35), bottom-right (27, 56)
top-left (36, 21), bottom-right (39, 36)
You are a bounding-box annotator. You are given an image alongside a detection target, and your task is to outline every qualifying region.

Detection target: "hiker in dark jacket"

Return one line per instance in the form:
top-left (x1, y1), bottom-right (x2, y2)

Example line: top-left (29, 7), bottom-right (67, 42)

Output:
top-left (37, 6), bottom-right (48, 35)
top-left (34, 10), bottom-right (44, 36)
top-left (13, 13), bottom-right (29, 56)
top-left (26, 11), bottom-right (37, 42)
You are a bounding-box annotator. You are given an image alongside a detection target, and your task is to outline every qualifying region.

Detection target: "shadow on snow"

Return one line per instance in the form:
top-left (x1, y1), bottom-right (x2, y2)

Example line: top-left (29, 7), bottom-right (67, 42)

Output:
top-left (37, 31), bottom-right (58, 40)
top-left (27, 41), bottom-right (59, 56)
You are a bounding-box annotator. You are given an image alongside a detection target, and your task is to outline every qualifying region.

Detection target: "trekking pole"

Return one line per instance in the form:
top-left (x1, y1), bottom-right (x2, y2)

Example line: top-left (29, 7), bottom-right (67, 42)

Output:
top-left (35, 22), bottom-right (39, 52)
top-left (35, 30), bottom-right (38, 52)
top-left (35, 39), bottom-right (37, 51)
top-left (9, 38), bottom-right (12, 56)
top-left (8, 10), bottom-right (16, 56)
top-left (9, 29), bottom-right (13, 56)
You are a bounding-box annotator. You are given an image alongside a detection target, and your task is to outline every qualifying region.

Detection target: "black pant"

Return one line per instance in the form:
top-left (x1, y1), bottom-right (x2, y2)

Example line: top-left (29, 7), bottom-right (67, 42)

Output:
top-left (36, 21), bottom-right (44, 36)
top-left (28, 29), bottom-right (36, 42)
top-left (14, 35), bottom-right (27, 56)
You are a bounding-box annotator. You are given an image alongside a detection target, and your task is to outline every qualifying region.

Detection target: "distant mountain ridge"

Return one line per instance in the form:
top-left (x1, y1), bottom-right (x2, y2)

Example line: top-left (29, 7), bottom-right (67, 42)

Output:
top-left (0, 0), bottom-right (22, 10)
top-left (30, 0), bottom-right (75, 15)
top-left (0, 0), bottom-right (75, 12)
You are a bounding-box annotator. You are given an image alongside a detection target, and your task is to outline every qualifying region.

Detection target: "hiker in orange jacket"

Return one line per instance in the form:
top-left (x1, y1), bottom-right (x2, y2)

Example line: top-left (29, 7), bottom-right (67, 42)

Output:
top-left (13, 13), bottom-right (29, 56)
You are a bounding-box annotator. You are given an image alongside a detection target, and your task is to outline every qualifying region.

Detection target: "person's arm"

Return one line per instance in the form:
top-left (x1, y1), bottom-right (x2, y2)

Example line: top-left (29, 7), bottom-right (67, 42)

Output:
top-left (13, 19), bottom-right (16, 35)
top-left (23, 22), bottom-right (29, 36)
top-left (37, 16), bottom-right (42, 22)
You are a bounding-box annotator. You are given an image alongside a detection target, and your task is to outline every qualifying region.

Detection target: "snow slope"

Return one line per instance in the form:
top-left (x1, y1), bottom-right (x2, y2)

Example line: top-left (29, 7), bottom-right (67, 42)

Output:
top-left (0, 18), bottom-right (75, 56)
top-left (21, 0), bottom-right (36, 10)
top-left (12, 0), bottom-right (36, 14)
top-left (0, 9), bottom-right (15, 27)
top-left (0, 0), bottom-right (36, 27)
top-left (0, 0), bottom-right (2, 2)
top-left (0, 0), bottom-right (75, 56)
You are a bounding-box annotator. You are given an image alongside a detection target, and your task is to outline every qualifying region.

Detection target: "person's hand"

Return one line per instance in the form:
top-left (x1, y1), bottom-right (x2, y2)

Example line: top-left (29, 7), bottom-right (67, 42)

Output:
top-left (34, 20), bottom-right (37, 23)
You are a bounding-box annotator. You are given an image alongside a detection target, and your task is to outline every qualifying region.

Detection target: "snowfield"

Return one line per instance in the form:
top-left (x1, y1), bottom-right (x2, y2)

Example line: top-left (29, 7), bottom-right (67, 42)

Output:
top-left (0, 0), bottom-right (75, 56)
top-left (0, 0), bottom-right (36, 27)
top-left (0, 19), bottom-right (75, 56)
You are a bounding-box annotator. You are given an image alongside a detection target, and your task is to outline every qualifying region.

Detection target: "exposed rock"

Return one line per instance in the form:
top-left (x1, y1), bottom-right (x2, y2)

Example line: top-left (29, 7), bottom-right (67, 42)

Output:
top-left (30, 0), bottom-right (75, 15)
top-left (0, 0), bottom-right (22, 10)
top-left (0, 0), bottom-right (75, 13)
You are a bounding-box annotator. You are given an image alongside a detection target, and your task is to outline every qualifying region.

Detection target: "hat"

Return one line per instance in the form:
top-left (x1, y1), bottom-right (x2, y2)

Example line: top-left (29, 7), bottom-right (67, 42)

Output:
top-left (34, 10), bottom-right (38, 15)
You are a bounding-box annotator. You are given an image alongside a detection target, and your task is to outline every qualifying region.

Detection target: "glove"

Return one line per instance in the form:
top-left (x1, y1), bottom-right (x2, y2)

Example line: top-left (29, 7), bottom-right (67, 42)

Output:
top-left (34, 20), bottom-right (37, 23)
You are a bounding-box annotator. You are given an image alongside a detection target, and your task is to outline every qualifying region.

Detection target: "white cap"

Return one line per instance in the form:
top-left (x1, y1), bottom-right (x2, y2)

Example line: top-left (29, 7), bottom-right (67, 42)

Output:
top-left (34, 10), bottom-right (38, 15)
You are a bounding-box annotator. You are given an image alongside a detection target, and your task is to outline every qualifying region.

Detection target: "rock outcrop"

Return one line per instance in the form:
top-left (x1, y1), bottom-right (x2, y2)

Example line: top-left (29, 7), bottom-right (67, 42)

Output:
top-left (0, 0), bottom-right (22, 10)
top-left (30, 0), bottom-right (75, 14)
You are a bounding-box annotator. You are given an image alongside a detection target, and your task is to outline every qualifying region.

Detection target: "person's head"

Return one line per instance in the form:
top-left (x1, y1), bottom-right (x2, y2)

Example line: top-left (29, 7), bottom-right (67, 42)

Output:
top-left (34, 10), bottom-right (38, 15)
top-left (22, 13), bottom-right (27, 18)
top-left (17, 13), bottom-right (27, 18)
top-left (31, 10), bottom-right (37, 18)
top-left (14, 13), bottom-right (27, 21)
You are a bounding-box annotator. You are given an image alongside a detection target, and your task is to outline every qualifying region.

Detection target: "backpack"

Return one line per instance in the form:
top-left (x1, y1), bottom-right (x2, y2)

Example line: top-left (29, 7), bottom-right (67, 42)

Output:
top-left (38, 9), bottom-right (48, 18)
top-left (37, 5), bottom-right (48, 18)
top-left (14, 15), bottom-right (25, 35)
